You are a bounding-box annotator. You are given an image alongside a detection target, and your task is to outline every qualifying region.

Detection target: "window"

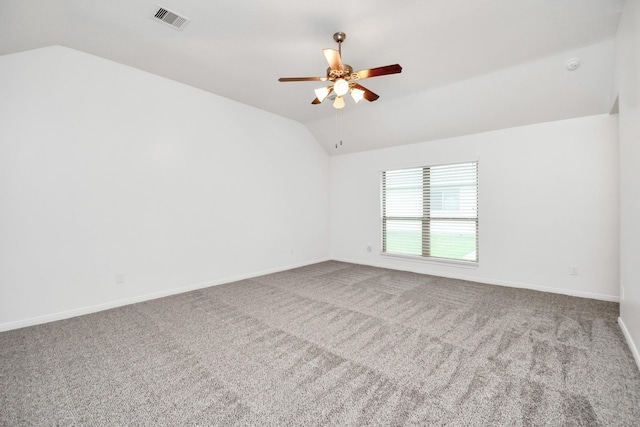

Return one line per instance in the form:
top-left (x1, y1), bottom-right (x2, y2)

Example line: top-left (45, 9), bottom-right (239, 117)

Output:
top-left (381, 162), bottom-right (478, 262)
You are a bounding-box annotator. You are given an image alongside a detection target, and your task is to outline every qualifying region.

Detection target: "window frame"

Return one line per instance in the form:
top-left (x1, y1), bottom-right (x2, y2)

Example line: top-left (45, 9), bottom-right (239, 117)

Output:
top-left (380, 161), bottom-right (479, 265)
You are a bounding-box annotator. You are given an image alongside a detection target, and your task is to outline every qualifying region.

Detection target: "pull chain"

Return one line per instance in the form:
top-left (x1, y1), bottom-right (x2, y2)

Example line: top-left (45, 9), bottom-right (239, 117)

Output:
top-left (335, 108), bottom-right (343, 149)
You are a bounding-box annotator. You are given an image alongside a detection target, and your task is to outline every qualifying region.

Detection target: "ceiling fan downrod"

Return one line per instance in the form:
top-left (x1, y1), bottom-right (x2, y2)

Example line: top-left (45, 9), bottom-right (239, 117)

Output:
top-left (333, 32), bottom-right (346, 57)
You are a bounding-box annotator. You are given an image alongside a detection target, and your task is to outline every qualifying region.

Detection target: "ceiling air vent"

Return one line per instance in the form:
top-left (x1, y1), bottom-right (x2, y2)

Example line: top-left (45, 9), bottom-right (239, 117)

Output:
top-left (153, 6), bottom-right (189, 30)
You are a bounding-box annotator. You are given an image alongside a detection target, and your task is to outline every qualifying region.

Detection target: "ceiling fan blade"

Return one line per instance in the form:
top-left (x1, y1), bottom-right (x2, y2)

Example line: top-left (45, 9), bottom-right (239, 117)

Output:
top-left (311, 97), bottom-right (322, 104)
top-left (323, 48), bottom-right (343, 71)
top-left (279, 77), bottom-right (328, 82)
top-left (351, 83), bottom-right (380, 102)
top-left (355, 64), bottom-right (402, 80)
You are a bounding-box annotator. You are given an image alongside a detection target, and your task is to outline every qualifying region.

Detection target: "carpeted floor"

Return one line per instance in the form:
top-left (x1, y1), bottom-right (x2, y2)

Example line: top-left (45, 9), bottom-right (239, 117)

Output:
top-left (1, 261), bottom-right (639, 426)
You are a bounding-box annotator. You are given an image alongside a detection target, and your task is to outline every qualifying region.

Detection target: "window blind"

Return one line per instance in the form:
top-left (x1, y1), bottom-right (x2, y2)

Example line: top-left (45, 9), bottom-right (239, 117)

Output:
top-left (382, 162), bottom-right (478, 262)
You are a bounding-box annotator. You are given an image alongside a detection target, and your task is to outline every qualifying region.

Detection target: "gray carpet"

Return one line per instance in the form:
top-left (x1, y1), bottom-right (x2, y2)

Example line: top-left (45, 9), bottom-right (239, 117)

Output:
top-left (1, 261), bottom-right (639, 426)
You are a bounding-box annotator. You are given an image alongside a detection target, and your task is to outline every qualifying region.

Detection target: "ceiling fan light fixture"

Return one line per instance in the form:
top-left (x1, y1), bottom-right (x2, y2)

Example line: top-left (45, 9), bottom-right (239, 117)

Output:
top-left (314, 86), bottom-right (331, 103)
top-left (350, 88), bottom-right (365, 103)
top-left (334, 78), bottom-right (349, 96)
top-left (278, 32), bottom-right (402, 111)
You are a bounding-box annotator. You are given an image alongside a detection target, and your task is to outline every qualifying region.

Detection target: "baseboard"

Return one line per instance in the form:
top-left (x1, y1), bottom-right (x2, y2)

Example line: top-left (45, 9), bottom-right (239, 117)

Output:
top-left (0, 257), bottom-right (330, 332)
top-left (331, 257), bottom-right (619, 302)
top-left (618, 317), bottom-right (640, 373)
top-left (1, 256), bottom-right (617, 332)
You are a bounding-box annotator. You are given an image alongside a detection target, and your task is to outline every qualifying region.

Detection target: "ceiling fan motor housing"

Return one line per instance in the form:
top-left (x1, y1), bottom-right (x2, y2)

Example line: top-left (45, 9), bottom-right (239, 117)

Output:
top-left (328, 64), bottom-right (353, 79)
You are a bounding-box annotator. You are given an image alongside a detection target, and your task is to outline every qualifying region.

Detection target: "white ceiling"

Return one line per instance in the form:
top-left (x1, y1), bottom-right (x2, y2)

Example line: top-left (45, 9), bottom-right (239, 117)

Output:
top-left (0, 0), bottom-right (624, 155)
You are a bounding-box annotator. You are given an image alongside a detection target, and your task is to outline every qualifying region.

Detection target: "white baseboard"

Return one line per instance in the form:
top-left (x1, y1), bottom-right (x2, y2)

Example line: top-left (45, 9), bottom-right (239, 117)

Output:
top-left (0, 257), bottom-right (330, 332)
top-left (331, 256), bottom-right (619, 302)
top-left (619, 317), bottom-right (640, 373)
top-left (1, 256), bottom-right (618, 332)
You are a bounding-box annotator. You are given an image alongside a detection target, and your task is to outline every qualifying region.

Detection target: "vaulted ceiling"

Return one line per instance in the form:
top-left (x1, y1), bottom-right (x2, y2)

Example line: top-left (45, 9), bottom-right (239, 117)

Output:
top-left (0, 0), bottom-right (624, 155)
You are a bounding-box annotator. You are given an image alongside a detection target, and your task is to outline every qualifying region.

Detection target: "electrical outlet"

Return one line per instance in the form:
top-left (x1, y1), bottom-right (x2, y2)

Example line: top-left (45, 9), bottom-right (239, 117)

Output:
top-left (570, 265), bottom-right (579, 276)
top-left (621, 286), bottom-right (625, 301)
top-left (116, 273), bottom-right (125, 284)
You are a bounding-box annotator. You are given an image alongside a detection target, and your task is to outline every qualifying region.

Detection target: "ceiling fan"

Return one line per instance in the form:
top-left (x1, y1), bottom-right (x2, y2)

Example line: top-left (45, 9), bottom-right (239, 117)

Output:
top-left (278, 32), bottom-right (402, 109)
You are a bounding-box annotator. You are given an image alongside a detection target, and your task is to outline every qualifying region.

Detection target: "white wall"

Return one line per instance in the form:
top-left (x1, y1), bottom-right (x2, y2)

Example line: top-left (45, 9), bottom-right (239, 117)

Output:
top-left (0, 43), bottom-right (628, 337)
top-left (0, 46), bottom-right (330, 330)
top-left (330, 114), bottom-right (619, 301)
top-left (616, 0), bottom-right (640, 370)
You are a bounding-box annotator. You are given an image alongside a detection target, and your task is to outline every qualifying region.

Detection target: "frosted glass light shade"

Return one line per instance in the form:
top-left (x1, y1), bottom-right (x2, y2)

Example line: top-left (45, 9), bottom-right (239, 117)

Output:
top-left (334, 78), bottom-right (349, 96)
top-left (314, 86), bottom-right (330, 102)
top-left (350, 88), bottom-right (365, 103)
top-left (333, 96), bottom-right (346, 109)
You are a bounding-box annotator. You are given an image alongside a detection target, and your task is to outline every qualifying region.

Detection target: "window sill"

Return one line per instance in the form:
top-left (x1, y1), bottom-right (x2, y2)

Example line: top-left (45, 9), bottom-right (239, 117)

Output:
top-left (380, 252), bottom-right (479, 269)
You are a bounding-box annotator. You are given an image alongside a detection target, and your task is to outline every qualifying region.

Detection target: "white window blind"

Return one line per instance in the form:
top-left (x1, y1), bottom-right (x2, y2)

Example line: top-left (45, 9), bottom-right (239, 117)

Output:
top-left (382, 162), bottom-right (478, 263)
